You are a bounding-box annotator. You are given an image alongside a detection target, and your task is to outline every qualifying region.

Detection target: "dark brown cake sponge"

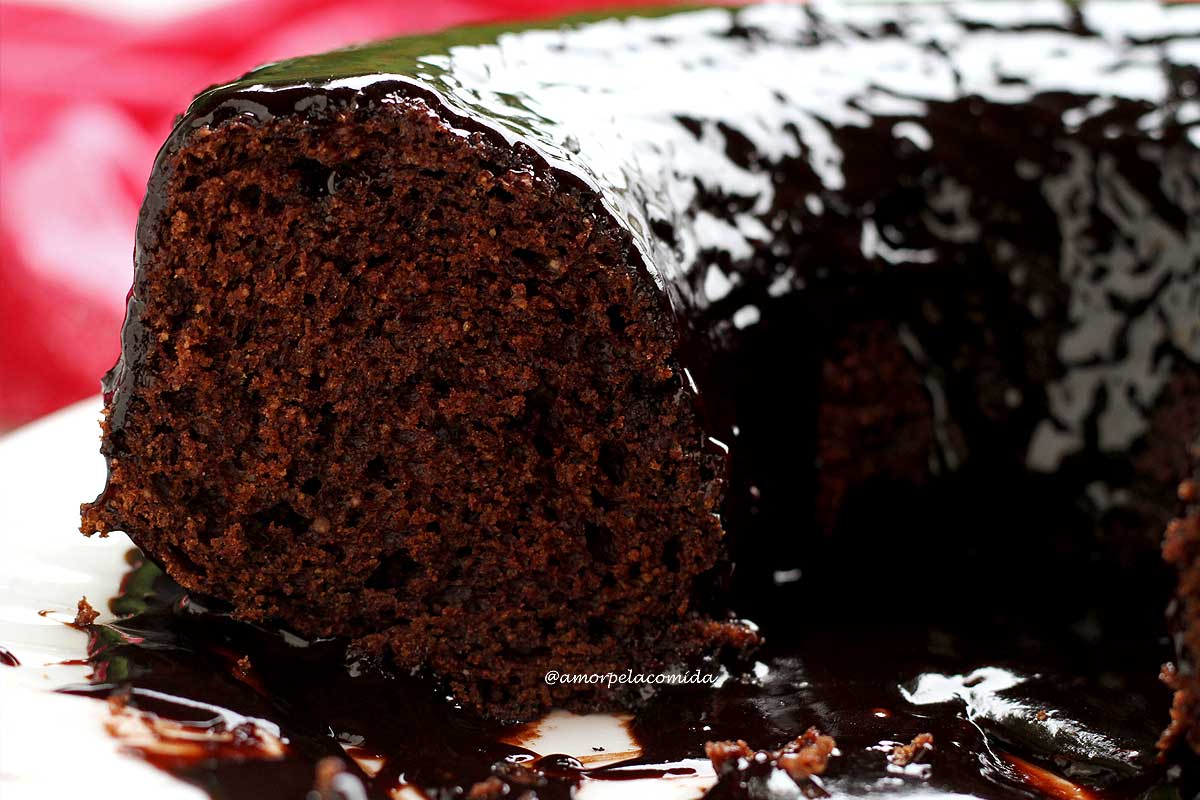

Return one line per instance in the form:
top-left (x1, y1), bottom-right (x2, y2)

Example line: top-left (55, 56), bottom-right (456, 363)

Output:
top-left (81, 97), bottom-right (748, 717)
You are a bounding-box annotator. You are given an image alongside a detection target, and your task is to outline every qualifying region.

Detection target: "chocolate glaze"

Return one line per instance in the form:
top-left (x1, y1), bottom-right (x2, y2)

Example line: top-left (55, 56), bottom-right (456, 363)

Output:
top-left (62, 552), bottom-right (1195, 799)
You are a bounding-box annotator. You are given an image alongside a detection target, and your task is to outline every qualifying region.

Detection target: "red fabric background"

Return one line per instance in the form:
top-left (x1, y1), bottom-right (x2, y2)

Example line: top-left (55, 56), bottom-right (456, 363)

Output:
top-left (0, 0), bottom-right (680, 429)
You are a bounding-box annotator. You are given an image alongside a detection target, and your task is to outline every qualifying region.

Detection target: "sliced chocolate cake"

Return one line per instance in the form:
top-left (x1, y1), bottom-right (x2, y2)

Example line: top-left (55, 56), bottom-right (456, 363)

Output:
top-left (82, 0), bottom-right (1200, 735)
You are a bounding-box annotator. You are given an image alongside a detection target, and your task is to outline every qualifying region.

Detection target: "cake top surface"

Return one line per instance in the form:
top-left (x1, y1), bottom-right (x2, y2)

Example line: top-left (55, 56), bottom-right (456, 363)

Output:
top-left (160, 0), bottom-right (1200, 489)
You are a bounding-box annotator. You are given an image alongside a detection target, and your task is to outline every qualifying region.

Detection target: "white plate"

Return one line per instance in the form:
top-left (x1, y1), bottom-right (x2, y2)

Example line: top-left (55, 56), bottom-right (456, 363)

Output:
top-left (0, 398), bottom-right (716, 800)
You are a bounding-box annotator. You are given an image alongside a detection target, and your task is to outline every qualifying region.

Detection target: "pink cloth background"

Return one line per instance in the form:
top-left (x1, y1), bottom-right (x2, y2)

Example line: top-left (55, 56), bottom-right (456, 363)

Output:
top-left (0, 0), bottom-right (678, 429)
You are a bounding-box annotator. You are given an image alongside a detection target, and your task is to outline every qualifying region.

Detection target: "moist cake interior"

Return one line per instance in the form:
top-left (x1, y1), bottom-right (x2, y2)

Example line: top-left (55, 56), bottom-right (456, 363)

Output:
top-left (82, 99), bottom-right (746, 714)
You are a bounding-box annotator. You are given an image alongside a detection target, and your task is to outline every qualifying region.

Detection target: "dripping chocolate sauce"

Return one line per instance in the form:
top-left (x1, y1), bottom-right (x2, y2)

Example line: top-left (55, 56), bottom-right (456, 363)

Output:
top-left (55, 550), bottom-right (1195, 800)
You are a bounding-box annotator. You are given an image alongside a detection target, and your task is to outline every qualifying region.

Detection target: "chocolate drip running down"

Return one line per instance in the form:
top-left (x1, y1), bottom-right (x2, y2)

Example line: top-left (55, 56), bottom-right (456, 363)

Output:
top-left (81, 0), bottom-right (1200, 731)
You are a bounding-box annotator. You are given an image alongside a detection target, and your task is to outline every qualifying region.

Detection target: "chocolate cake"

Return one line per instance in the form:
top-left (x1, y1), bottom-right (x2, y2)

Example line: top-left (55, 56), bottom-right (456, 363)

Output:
top-left (82, 0), bottom-right (1200, 740)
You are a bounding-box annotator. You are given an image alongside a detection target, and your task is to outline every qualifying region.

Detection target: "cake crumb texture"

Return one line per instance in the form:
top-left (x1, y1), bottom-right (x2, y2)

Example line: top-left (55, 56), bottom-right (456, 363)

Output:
top-left (80, 99), bottom-right (740, 717)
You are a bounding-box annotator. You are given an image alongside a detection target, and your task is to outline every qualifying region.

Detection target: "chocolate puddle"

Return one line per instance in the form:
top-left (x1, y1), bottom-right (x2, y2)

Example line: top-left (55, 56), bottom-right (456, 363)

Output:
top-left (57, 550), bottom-right (1195, 799)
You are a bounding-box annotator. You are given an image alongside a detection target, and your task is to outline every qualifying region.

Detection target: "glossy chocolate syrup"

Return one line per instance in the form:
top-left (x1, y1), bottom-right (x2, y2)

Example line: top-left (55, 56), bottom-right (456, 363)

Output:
top-left (62, 552), bottom-right (1194, 799)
